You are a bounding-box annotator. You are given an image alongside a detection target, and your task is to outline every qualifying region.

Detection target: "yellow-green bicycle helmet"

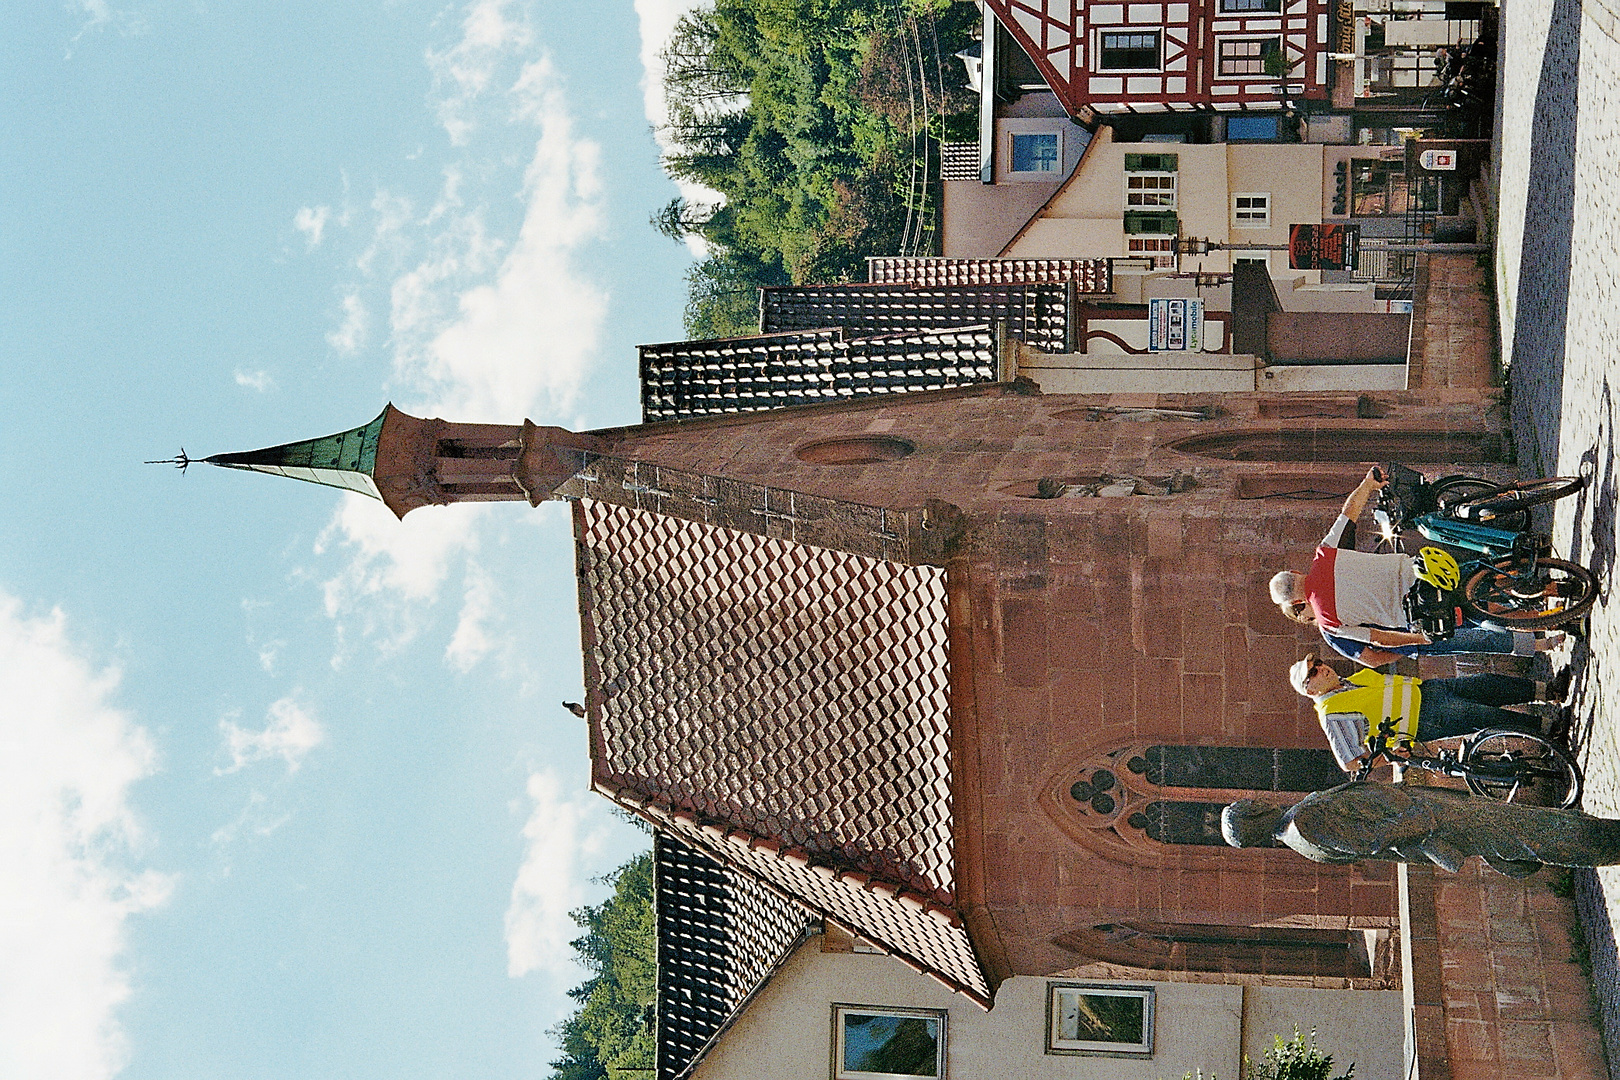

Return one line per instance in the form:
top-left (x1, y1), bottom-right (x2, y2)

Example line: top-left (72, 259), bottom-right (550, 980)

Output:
top-left (1413, 546), bottom-right (1461, 591)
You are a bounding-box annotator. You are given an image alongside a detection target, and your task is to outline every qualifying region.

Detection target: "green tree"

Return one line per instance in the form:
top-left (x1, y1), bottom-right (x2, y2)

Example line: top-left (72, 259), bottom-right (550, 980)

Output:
top-left (548, 852), bottom-right (657, 1080)
top-left (683, 252), bottom-right (787, 339)
top-left (653, 0), bottom-right (979, 293)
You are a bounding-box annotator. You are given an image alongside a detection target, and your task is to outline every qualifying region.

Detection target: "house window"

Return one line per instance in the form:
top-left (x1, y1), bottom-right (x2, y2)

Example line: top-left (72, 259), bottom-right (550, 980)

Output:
top-left (1046, 983), bottom-right (1156, 1057)
top-left (1227, 114), bottom-right (1281, 141)
top-left (1127, 173), bottom-right (1177, 208)
top-left (1220, 0), bottom-right (1282, 9)
top-left (1218, 38), bottom-right (1282, 76)
top-left (1128, 236), bottom-right (1177, 269)
top-left (1100, 32), bottom-right (1161, 70)
top-left (833, 1005), bottom-right (947, 1080)
top-left (1010, 132), bottom-right (1061, 173)
top-left (1233, 193), bottom-right (1270, 227)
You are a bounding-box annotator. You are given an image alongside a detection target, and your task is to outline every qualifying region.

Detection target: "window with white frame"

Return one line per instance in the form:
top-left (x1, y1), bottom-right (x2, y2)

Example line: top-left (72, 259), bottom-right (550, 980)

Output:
top-left (1220, 0), bottom-right (1281, 10)
top-left (1128, 236), bottom-right (1178, 269)
top-left (1218, 38), bottom-right (1282, 76)
top-left (1233, 193), bottom-right (1270, 227)
top-left (1009, 132), bottom-right (1062, 174)
top-left (1046, 983), bottom-right (1156, 1057)
top-left (1127, 173), bottom-right (1177, 208)
top-left (1099, 32), bottom-right (1161, 70)
top-left (833, 1005), bottom-right (947, 1080)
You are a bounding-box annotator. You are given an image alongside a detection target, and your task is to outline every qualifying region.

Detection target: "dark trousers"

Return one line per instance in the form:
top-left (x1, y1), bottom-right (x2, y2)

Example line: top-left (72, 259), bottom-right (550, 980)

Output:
top-left (1416, 674), bottom-right (1540, 740)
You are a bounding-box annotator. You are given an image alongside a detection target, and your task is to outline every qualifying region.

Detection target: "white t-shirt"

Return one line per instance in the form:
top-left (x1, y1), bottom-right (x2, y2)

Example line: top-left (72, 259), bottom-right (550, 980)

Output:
top-left (1303, 516), bottom-right (1416, 645)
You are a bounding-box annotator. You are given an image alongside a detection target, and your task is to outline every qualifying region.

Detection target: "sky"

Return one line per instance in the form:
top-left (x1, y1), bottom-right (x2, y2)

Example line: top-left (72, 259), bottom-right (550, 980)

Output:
top-left (0, 1), bottom-right (704, 1077)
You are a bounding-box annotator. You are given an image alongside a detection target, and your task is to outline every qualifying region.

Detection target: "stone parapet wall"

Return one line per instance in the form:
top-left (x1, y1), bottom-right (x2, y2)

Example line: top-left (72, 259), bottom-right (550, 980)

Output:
top-left (1421, 864), bottom-right (1608, 1080)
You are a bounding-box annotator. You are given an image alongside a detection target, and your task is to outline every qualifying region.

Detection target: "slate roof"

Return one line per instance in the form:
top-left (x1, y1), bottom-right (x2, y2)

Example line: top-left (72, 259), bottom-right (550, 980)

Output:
top-left (867, 255), bottom-right (1111, 292)
top-left (759, 282), bottom-right (1073, 353)
top-left (639, 326), bottom-right (998, 422)
top-left (575, 498), bottom-right (990, 1005)
top-left (655, 833), bottom-right (818, 1080)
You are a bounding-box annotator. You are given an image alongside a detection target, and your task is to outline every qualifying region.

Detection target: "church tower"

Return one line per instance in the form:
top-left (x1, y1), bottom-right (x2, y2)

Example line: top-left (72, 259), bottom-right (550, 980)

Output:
top-left (201, 404), bottom-right (606, 518)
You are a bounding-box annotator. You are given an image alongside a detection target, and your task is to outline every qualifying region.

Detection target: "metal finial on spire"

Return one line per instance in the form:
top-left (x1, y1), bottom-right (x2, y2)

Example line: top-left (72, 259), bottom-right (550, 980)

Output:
top-left (145, 449), bottom-right (195, 472)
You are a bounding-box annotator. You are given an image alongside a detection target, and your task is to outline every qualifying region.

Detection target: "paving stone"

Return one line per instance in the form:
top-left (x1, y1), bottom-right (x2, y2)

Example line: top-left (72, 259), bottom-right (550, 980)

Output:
top-left (1497, 0), bottom-right (1620, 1074)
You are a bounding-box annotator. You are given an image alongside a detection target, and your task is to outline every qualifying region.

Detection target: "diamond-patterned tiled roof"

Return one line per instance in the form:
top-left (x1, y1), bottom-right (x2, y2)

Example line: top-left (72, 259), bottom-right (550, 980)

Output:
top-left (576, 498), bottom-right (990, 1004)
top-left (655, 833), bottom-right (817, 1080)
top-left (638, 326), bottom-right (997, 422)
top-left (759, 283), bottom-right (1072, 353)
top-left (867, 256), bottom-right (1111, 292)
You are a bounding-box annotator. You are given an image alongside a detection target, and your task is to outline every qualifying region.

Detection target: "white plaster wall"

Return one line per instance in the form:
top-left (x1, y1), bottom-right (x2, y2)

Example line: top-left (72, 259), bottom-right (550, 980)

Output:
top-left (1228, 145), bottom-right (1326, 242)
top-left (1241, 987), bottom-right (1405, 1080)
top-left (1023, 364), bottom-right (1257, 393)
top-left (1258, 363), bottom-right (1409, 390)
top-left (1007, 218), bottom-right (1125, 258)
top-left (1021, 350), bottom-right (1256, 393)
top-left (689, 942), bottom-right (1246, 1080)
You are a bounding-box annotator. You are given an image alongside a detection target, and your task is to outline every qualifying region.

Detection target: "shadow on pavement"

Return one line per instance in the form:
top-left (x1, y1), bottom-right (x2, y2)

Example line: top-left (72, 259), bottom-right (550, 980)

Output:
top-left (1508, 0), bottom-right (1583, 474)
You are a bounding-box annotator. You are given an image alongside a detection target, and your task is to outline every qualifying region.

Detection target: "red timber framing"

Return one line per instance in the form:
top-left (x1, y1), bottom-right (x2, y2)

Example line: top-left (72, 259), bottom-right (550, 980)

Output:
top-left (985, 0), bottom-right (1329, 115)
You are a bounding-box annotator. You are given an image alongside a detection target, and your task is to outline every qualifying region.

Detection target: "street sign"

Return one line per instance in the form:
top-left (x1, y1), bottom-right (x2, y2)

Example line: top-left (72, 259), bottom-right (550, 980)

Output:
top-left (1418, 149), bottom-right (1457, 171)
top-left (1288, 223), bottom-right (1360, 271)
top-left (1147, 298), bottom-right (1203, 352)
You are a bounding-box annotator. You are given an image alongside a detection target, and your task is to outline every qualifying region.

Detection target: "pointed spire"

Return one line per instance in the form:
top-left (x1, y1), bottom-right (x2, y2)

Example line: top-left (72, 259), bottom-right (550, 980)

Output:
top-left (203, 406), bottom-right (390, 500)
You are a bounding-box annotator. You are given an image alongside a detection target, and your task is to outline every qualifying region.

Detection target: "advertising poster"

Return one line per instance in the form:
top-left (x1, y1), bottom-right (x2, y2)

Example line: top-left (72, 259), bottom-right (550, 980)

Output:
top-left (1147, 298), bottom-right (1203, 352)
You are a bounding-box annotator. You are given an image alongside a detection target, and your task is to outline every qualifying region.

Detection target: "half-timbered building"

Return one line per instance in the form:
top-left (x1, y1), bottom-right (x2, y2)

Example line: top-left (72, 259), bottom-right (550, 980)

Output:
top-left (982, 0), bottom-right (1330, 120)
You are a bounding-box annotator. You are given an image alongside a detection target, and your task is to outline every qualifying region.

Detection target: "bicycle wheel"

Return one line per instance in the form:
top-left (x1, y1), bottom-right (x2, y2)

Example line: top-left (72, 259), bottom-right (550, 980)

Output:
top-left (1432, 476), bottom-right (1527, 532)
top-left (1454, 476), bottom-right (1585, 523)
top-left (1460, 556), bottom-right (1597, 629)
top-left (1462, 729), bottom-right (1581, 808)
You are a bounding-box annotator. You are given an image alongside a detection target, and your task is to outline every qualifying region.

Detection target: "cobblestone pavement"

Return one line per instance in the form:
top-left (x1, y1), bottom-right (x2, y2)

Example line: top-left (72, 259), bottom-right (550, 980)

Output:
top-left (1496, 0), bottom-right (1620, 1072)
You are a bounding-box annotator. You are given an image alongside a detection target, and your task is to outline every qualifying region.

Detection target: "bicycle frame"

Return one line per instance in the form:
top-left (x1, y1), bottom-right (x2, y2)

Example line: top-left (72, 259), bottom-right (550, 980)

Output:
top-left (1407, 513), bottom-right (1524, 557)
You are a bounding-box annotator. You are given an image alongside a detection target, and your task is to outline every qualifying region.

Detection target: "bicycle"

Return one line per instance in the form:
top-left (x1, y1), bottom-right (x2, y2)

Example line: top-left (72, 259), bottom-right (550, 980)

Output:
top-left (1372, 464), bottom-right (1596, 632)
top-left (1352, 726), bottom-right (1582, 809)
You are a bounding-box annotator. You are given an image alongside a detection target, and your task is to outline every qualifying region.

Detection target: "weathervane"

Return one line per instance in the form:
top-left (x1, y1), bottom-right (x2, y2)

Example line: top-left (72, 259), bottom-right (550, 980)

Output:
top-left (145, 449), bottom-right (195, 472)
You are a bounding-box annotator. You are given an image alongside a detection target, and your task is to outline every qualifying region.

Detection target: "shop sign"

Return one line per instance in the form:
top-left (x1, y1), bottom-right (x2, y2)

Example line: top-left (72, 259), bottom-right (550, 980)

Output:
top-left (1288, 223), bottom-right (1360, 270)
top-left (1147, 298), bottom-right (1203, 352)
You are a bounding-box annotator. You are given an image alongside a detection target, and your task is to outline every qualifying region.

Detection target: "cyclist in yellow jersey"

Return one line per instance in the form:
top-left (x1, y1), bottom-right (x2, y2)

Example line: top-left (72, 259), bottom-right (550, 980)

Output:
top-left (1289, 653), bottom-right (1567, 771)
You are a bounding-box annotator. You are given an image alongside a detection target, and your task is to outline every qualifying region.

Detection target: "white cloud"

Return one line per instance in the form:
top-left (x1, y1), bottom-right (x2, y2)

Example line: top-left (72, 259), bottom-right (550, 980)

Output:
top-left (316, 4), bottom-right (609, 643)
top-left (67, 0), bottom-right (146, 51)
top-left (256, 640), bottom-right (282, 674)
top-left (411, 81), bottom-right (606, 421)
top-left (326, 292), bottom-right (369, 355)
top-left (635, 0), bottom-right (725, 253)
top-left (217, 697), bottom-right (325, 775)
top-left (445, 560), bottom-right (498, 672)
top-left (504, 771), bottom-right (610, 978)
top-left (294, 204), bottom-right (331, 249)
top-left (427, 0), bottom-right (534, 146)
top-left (208, 790), bottom-right (294, 847)
top-left (0, 591), bottom-right (169, 1080)
top-left (234, 369), bottom-right (274, 392)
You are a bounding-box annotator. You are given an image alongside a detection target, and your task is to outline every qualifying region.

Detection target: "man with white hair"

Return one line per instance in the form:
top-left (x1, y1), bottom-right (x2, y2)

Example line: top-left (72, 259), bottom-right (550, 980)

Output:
top-left (1290, 652), bottom-right (1566, 772)
top-left (1269, 466), bottom-right (1561, 666)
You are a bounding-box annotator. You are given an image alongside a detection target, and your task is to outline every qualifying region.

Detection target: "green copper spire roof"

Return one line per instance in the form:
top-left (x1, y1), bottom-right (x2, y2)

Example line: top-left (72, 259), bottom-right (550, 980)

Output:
top-left (204, 406), bottom-right (389, 500)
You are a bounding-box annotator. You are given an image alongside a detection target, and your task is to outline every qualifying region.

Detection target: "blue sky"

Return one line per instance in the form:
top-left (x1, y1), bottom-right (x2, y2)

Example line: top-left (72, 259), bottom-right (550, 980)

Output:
top-left (0, 2), bottom-right (702, 1076)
